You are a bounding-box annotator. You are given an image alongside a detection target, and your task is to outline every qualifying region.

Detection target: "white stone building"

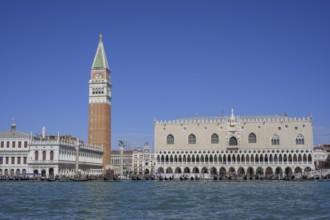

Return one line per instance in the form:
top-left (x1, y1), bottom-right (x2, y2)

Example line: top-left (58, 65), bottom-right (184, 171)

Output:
top-left (132, 143), bottom-right (155, 175)
top-left (0, 124), bottom-right (104, 178)
top-left (154, 110), bottom-right (314, 179)
top-left (111, 150), bottom-right (133, 176)
top-left (313, 148), bottom-right (329, 170)
top-left (0, 123), bottom-right (32, 177)
top-left (28, 139), bottom-right (103, 177)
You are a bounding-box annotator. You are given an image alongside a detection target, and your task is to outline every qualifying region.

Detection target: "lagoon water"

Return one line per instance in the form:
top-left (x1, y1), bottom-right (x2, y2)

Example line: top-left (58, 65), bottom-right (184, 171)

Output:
top-left (0, 180), bottom-right (329, 219)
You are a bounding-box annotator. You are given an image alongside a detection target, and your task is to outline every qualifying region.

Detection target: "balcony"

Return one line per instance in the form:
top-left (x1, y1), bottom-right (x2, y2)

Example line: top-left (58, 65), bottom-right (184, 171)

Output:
top-left (27, 160), bottom-right (57, 165)
top-left (227, 146), bottom-right (239, 150)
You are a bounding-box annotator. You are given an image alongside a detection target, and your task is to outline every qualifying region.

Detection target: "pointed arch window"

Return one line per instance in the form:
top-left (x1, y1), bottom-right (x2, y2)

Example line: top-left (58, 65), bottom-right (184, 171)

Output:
top-left (188, 134), bottom-right (196, 144)
top-left (271, 135), bottom-right (280, 145)
top-left (248, 133), bottom-right (257, 143)
top-left (229, 137), bottom-right (237, 146)
top-left (211, 134), bottom-right (219, 144)
top-left (167, 134), bottom-right (174, 145)
top-left (296, 135), bottom-right (304, 145)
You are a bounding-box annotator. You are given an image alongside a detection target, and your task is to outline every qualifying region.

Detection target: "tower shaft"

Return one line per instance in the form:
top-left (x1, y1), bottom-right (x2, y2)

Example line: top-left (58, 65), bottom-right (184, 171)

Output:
top-left (88, 36), bottom-right (112, 170)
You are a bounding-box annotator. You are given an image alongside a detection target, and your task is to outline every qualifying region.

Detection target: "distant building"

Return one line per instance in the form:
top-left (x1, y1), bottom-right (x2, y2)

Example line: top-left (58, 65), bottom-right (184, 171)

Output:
top-left (314, 144), bottom-right (330, 152)
top-left (313, 144), bottom-right (330, 169)
top-left (0, 123), bottom-right (32, 177)
top-left (0, 124), bottom-right (103, 178)
top-left (132, 143), bottom-right (155, 175)
top-left (28, 138), bottom-right (103, 177)
top-left (154, 110), bottom-right (314, 178)
top-left (111, 150), bottom-right (133, 176)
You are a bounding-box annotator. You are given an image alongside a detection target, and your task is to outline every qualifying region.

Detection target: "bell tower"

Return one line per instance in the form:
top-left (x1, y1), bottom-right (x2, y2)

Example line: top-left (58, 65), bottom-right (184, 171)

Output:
top-left (88, 34), bottom-right (112, 170)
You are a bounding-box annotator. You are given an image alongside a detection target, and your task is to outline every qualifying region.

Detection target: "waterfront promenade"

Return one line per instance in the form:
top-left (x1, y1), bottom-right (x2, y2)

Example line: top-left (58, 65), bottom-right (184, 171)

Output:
top-left (1, 169), bottom-right (329, 182)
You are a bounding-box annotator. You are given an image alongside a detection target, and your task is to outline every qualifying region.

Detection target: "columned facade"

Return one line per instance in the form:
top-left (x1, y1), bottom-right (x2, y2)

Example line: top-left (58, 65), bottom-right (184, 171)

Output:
top-left (28, 140), bottom-right (103, 177)
top-left (156, 148), bottom-right (313, 179)
top-left (154, 111), bottom-right (314, 179)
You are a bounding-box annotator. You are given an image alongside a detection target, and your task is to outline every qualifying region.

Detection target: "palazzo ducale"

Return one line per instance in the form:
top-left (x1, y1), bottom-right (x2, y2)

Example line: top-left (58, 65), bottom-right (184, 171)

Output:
top-left (154, 110), bottom-right (314, 179)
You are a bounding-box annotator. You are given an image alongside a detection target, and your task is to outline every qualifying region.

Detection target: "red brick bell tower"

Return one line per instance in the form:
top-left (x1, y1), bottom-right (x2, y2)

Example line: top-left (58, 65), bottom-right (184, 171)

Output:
top-left (88, 34), bottom-right (112, 170)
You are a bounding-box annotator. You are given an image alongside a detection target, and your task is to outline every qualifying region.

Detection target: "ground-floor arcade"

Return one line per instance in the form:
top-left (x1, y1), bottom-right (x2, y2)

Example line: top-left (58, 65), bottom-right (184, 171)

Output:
top-left (156, 164), bottom-right (313, 179)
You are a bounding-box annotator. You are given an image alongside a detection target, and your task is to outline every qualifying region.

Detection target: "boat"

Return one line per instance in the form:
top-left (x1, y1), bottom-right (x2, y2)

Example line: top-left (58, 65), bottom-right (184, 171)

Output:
top-left (70, 177), bottom-right (89, 182)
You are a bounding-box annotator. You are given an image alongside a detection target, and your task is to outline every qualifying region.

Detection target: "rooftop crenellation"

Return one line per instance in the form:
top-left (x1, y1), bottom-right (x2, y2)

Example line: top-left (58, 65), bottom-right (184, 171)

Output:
top-left (155, 115), bottom-right (312, 125)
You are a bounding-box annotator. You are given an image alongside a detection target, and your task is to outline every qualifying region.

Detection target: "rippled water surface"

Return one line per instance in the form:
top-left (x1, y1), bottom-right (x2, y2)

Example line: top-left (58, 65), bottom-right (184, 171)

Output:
top-left (0, 180), bottom-right (329, 219)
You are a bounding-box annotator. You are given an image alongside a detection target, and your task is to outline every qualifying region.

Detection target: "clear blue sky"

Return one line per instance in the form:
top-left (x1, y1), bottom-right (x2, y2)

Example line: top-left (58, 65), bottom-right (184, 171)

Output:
top-left (0, 0), bottom-right (329, 149)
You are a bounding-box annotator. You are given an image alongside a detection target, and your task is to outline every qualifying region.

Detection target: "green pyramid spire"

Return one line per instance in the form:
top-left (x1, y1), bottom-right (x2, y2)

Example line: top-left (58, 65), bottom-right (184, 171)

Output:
top-left (92, 34), bottom-right (109, 70)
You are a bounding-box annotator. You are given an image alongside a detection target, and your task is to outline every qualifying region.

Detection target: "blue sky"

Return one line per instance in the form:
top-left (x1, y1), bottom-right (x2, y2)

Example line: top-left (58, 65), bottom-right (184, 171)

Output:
top-left (0, 0), bottom-right (329, 149)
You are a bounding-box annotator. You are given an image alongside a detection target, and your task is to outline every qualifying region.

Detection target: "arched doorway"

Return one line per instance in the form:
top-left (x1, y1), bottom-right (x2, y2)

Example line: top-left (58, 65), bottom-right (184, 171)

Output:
top-left (166, 167), bottom-right (173, 174)
top-left (175, 167), bottom-right (182, 174)
top-left (201, 167), bottom-right (208, 173)
top-left (228, 167), bottom-right (235, 174)
top-left (210, 167), bottom-right (217, 175)
top-left (285, 167), bottom-right (292, 176)
top-left (145, 169), bottom-right (150, 174)
top-left (237, 167), bottom-right (245, 175)
top-left (158, 167), bottom-right (164, 173)
top-left (247, 167), bottom-right (254, 176)
top-left (192, 167), bottom-right (199, 173)
top-left (16, 169), bottom-right (21, 176)
top-left (184, 167), bottom-right (190, 173)
top-left (219, 167), bottom-right (226, 176)
top-left (10, 169), bottom-right (14, 177)
top-left (304, 167), bottom-right (311, 172)
top-left (4, 169), bottom-right (9, 176)
top-left (49, 168), bottom-right (54, 177)
top-left (41, 170), bottom-right (46, 177)
top-left (265, 167), bottom-right (273, 176)
top-left (256, 167), bottom-right (264, 175)
top-left (294, 167), bottom-right (302, 174)
top-left (275, 167), bottom-right (282, 176)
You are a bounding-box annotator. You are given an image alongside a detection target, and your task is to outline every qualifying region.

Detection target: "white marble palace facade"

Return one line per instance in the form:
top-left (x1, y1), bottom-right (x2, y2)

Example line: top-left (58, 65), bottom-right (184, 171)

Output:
top-left (154, 110), bottom-right (314, 178)
top-left (28, 139), bottom-right (103, 177)
top-left (0, 124), bottom-right (103, 178)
